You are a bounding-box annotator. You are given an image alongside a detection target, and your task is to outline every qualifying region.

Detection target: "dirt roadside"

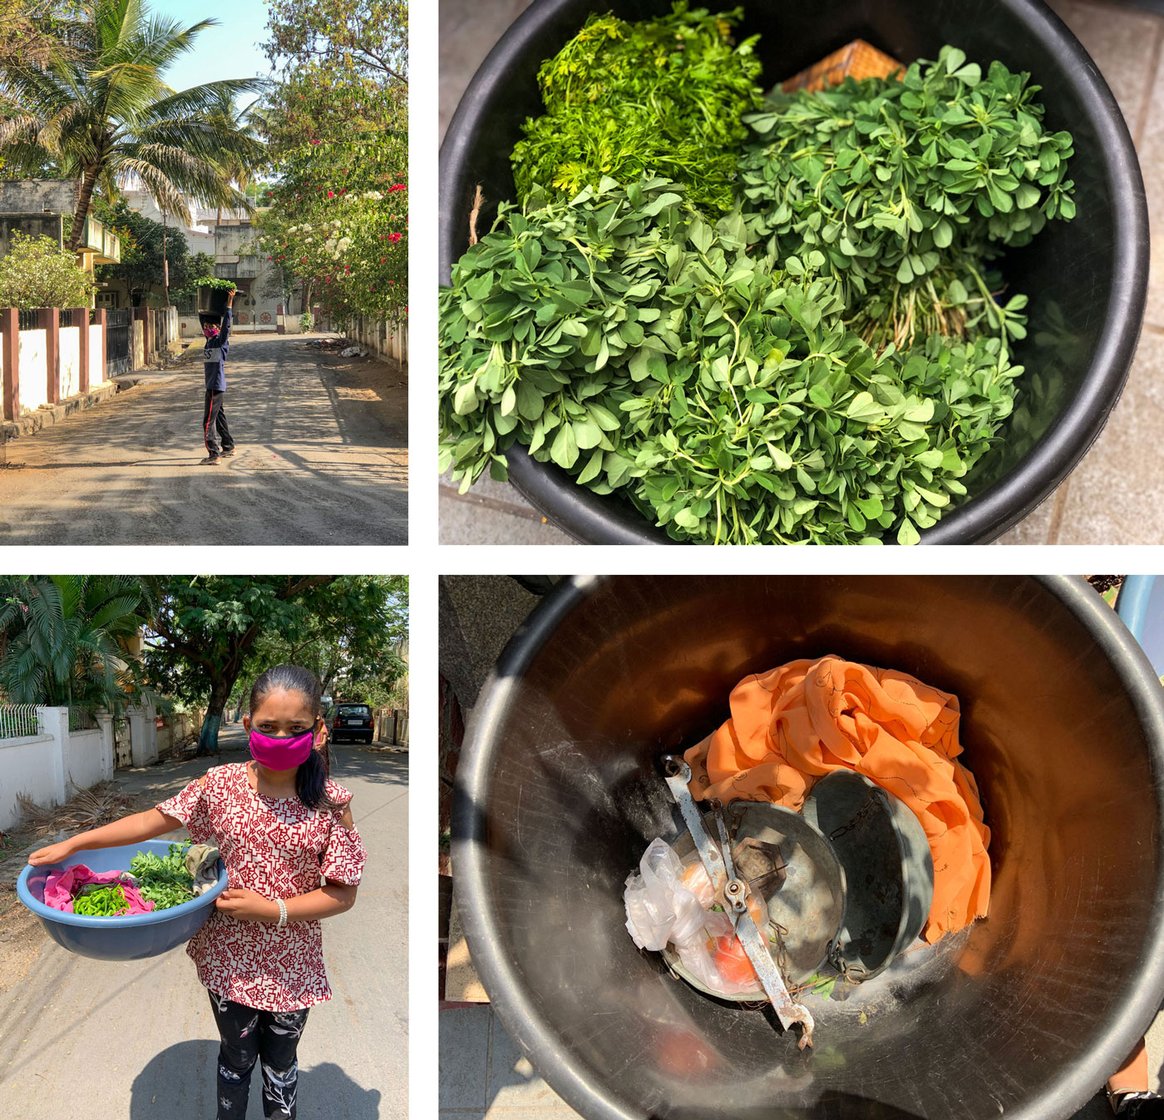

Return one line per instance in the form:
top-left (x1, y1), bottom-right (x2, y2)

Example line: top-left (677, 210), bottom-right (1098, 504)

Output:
top-left (0, 332), bottom-right (408, 545)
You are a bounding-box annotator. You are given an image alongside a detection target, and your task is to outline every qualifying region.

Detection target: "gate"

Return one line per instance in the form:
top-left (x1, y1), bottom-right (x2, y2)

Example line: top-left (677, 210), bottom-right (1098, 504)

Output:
top-left (114, 715), bottom-right (132, 768)
top-left (106, 308), bottom-right (131, 376)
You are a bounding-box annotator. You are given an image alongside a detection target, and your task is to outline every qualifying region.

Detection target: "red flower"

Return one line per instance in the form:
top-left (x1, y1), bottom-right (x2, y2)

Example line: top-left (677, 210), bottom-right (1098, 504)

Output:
top-left (387, 232), bottom-right (402, 244)
top-left (327, 190), bottom-right (335, 199)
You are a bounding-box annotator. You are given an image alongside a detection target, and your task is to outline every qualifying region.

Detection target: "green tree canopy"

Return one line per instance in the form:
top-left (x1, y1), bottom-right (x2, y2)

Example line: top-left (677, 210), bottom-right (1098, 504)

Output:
top-left (0, 0), bottom-right (267, 250)
top-left (243, 575), bottom-right (407, 708)
top-left (144, 575), bottom-right (407, 754)
top-left (94, 198), bottom-right (202, 300)
top-left (263, 0), bottom-right (407, 89)
top-left (256, 0), bottom-right (406, 322)
top-left (0, 230), bottom-right (95, 308)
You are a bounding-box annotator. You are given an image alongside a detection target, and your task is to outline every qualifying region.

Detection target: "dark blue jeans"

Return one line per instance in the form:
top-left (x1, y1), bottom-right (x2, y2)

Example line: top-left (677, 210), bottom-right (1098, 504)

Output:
top-left (208, 990), bottom-right (310, 1119)
top-left (203, 389), bottom-right (234, 457)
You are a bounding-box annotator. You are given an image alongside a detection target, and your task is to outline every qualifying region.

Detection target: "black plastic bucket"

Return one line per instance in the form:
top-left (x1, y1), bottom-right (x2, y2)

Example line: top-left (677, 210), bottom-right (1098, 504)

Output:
top-left (453, 575), bottom-right (1164, 1119)
top-left (440, 1), bottom-right (1149, 543)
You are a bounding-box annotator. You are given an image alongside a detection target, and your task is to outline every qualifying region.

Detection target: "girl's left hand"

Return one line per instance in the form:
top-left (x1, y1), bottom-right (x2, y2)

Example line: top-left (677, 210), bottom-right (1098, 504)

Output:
top-left (215, 887), bottom-right (280, 923)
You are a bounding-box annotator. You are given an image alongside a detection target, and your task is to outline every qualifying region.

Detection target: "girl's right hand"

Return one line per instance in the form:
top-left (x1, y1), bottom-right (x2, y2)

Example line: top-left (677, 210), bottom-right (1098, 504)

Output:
top-left (27, 839), bottom-right (78, 866)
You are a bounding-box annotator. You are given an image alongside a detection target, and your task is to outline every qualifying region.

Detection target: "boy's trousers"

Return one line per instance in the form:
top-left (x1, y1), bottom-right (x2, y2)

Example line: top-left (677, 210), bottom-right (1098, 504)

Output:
top-left (203, 389), bottom-right (234, 457)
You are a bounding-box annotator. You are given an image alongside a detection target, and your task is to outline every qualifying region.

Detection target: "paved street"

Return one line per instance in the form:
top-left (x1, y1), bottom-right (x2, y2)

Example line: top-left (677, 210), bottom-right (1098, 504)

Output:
top-left (0, 332), bottom-right (408, 545)
top-left (0, 733), bottom-right (408, 1118)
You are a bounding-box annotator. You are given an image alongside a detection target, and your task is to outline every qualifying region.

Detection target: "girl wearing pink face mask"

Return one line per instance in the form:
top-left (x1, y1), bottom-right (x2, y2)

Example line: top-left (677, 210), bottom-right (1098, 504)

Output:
top-left (28, 664), bottom-right (366, 1120)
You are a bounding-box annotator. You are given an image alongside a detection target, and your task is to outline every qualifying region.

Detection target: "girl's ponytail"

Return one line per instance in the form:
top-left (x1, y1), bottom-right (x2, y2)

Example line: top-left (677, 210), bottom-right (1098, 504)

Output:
top-left (295, 744), bottom-right (340, 813)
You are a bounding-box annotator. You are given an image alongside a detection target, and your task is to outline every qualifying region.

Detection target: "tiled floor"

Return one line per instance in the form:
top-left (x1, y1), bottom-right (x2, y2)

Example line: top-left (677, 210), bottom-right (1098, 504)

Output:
top-left (439, 0), bottom-right (1164, 545)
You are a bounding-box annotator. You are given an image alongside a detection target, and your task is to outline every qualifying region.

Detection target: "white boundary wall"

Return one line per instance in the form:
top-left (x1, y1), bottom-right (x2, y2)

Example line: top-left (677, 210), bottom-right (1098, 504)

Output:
top-left (0, 704), bottom-right (156, 832)
top-left (17, 327), bottom-right (47, 411)
top-left (59, 325), bottom-right (81, 399)
top-left (88, 323), bottom-right (104, 386)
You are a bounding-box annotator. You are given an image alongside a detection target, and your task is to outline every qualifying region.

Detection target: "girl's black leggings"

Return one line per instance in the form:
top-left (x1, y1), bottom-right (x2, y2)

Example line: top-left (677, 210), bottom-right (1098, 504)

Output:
top-left (209, 990), bottom-right (311, 1119)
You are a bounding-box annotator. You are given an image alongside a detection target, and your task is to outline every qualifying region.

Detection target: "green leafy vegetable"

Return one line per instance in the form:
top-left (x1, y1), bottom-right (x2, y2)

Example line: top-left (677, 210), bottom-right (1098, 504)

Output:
top-left (440, 33), bottom-right (1077, 544)
top-left (130, 842), bottom-right (196, 910)
top-left (510, 3), bottom-right (763, 213)
top-left (439, 175), bottom-right (1020, 544)
top-left (738, 46), bottom-right (1075, 348)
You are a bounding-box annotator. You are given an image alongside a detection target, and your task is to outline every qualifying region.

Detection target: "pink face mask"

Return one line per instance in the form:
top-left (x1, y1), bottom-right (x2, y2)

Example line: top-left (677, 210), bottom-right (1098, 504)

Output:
top-left (249, 728), bottom-right (314, 771)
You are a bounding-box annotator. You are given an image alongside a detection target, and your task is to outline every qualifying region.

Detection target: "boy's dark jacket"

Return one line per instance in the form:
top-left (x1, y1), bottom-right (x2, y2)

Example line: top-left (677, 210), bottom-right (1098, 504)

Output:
top-left (203, 309), bottom-right (233, 392)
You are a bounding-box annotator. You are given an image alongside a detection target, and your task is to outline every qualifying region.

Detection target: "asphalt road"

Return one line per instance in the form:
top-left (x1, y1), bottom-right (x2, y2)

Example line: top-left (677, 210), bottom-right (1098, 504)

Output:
top-left (0, 332), bottom-right (408, 545)
top-left (0, 737), bottom-right (408, 1118)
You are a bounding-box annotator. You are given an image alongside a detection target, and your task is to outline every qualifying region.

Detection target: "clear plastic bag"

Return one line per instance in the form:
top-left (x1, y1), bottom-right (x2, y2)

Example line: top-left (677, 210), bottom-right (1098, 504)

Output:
top-left (624, 838), bottom-right (758, 996)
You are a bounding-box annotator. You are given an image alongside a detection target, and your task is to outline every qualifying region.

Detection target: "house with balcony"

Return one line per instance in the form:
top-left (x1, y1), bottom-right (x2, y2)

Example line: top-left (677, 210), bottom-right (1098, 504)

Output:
top-left (0, 180), bottom-right (121, 292)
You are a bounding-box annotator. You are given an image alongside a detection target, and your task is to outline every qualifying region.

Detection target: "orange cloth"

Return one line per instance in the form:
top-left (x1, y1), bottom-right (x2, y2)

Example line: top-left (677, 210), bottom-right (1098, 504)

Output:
top-left (683, 655), bottom-right (991, 942)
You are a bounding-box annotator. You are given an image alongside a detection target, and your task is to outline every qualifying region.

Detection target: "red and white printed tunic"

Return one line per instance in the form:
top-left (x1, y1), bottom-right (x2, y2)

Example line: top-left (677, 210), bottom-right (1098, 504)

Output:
top-left (156, 763), bottom-right (367, 1012)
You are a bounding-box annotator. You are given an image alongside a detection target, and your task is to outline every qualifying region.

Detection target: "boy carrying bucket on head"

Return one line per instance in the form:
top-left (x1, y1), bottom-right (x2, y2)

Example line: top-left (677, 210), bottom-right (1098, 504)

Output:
top-left (200, 286), bottom-right (237, 465)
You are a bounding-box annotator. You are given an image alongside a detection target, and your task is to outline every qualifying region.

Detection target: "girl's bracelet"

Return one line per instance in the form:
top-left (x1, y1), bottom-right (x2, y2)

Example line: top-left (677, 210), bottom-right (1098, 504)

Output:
top-left (276, 898), bottom-right (288, 929)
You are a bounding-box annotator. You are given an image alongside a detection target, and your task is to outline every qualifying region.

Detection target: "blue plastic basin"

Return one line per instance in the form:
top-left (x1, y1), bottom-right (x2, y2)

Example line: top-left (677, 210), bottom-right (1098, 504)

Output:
top-left (17, 840), bottom-right (227, 961)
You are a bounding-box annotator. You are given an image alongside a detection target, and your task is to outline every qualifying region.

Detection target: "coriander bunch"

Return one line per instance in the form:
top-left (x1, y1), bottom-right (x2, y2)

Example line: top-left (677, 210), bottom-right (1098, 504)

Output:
top-left (510, 2), bottom-right (764, 213)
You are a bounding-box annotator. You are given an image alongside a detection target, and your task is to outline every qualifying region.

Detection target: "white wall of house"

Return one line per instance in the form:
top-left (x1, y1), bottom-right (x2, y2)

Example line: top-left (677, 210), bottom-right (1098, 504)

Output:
top-left (17, 328), bottom-right (48, 411)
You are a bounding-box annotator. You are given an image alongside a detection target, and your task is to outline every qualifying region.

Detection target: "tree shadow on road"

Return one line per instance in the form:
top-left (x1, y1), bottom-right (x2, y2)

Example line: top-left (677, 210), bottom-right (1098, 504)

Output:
top-left (330, 747), bottom-right (408, 788)
top-left (131, 1041), bottom-right (384, 1120)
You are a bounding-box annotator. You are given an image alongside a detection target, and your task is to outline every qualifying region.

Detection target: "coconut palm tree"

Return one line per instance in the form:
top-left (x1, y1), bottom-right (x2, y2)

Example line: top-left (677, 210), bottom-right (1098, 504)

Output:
top-left (205, 91), bottom-right (267, 228)
top-left (0, 0), bottom-right (266, 250)
top-left (0, 575), bottom-right (155, 713)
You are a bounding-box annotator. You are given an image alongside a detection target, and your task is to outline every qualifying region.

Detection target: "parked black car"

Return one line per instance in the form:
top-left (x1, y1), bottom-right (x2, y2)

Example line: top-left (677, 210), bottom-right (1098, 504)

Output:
top-left (329, 701), bottom-right (375, 744)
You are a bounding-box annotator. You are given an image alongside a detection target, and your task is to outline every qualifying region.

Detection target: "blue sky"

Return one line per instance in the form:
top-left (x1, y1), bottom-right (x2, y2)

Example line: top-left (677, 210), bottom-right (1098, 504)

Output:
top-left (149, 0), bottom-right (274, 99)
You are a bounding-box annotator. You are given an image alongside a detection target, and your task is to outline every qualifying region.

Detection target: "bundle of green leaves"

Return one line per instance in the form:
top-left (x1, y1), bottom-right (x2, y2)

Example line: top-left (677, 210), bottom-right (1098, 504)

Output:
top-left (738, 46), bottom-right (1075, 348)
top-left (129, 843), bottom-right (196, 910)
top-left (439, 176), bottom-right (1020, 544)
top-left (510, 3), bottom-right (763, 213)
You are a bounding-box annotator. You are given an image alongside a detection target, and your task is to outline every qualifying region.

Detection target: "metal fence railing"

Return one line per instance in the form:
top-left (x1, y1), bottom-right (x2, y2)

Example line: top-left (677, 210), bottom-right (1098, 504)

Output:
top-left (17, 308), bottom-right (39, 330)
top-left (106, 307), bottom-right (131, 375)
top-left (68, 707), bottom-right (99, 732)
top-left (0, 704), bottom-right (43, 740)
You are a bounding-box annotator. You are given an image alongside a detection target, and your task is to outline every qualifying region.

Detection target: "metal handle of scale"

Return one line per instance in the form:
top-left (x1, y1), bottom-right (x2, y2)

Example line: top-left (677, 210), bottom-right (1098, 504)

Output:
top-left (662, 756), bottom-right (815, 1049)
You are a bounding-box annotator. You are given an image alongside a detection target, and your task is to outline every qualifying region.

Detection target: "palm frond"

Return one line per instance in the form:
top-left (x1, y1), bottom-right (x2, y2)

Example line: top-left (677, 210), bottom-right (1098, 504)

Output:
top-left (116, 145), bottom-right (253, 211)
top-left (145, 78), bottom-right (270, 123)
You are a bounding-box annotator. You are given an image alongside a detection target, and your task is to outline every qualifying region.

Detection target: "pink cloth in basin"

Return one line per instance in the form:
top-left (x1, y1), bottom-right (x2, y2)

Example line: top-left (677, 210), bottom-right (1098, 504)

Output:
top-left (43, 864), bottom-right (155, 914)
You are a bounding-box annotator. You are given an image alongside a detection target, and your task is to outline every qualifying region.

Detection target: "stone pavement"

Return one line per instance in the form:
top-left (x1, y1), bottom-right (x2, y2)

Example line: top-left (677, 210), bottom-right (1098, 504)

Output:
top-left (0, 731), bottom-right (408, 1119)
top-left (438, 0), bottom-right (1164, 545)
top-left (0, 331), bottom-right (407, 545)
